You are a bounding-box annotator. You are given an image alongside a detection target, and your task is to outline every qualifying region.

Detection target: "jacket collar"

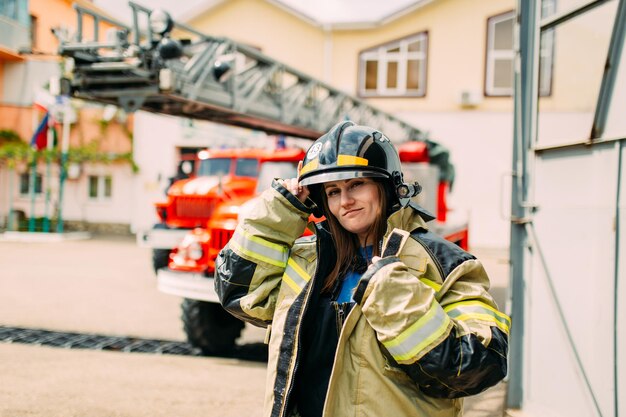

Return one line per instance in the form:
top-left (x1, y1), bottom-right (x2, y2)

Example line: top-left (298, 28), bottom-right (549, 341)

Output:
top-left (386, 202), bottom-right (432, 234)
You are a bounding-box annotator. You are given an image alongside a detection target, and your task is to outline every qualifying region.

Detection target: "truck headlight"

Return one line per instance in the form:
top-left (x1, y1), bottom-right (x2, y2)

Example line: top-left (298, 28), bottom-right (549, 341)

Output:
top-left (188, 241), bottom-right (203, 260)
top-left (178, 234), bottom-right (204, 261)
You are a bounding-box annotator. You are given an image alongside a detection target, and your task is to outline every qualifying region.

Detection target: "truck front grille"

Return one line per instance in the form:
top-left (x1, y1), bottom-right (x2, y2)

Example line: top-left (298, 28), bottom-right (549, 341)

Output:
top-left (174, 197), bottom-right (215, 220)
top-left (211, 229), bottom-right (234, 251)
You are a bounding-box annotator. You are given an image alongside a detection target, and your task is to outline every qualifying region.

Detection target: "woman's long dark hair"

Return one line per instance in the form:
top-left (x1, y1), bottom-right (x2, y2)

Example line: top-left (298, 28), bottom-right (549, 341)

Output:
top-left (319, 179), bottom-right (388, 293)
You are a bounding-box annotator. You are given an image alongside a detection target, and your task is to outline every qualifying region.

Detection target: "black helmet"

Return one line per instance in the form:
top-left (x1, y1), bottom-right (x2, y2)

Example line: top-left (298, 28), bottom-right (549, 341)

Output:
top-left (299, 121), bottom-right (421, 215)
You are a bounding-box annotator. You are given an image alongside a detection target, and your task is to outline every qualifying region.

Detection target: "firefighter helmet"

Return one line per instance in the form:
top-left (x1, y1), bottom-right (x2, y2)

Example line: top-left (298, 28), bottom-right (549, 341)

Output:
top-left (299, 121), bottom-right (421, 214)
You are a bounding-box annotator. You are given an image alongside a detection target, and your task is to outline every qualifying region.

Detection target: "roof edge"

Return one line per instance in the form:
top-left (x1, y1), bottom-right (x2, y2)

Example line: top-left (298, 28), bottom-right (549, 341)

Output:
top-left (379, 0), bottom-right (437, 26)
top-left (179, 0), bottom-right (439, 30)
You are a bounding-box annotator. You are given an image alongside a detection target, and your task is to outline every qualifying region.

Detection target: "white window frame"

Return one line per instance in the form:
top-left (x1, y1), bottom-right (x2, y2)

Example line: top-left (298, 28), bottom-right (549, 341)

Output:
top-left (486, 1), bottom-right (555, 97)
top-left (19, 172), bottom-right (43, 196)
top-left (485, 11), bottom-right (516, 96)
top-left (538, 0), bottom-right (556, 96)
top-left (359, 32), bottom-right (428, 97)
top-left (87, 174), bottom-right (112, 201)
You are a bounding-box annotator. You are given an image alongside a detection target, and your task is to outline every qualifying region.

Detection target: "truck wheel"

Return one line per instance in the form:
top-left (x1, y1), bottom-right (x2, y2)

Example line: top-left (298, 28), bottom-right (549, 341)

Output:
top-left (152, 248), bottom-right (171, 274)
top-left (181, 299), bottom-right (245, 356)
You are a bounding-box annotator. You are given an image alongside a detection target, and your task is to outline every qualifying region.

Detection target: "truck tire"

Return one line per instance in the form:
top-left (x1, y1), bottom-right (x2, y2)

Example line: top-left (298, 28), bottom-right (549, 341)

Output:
top-left (152, 248), bottom-right (171, 273)
top-left (181, 298), bottom-right (245, 356)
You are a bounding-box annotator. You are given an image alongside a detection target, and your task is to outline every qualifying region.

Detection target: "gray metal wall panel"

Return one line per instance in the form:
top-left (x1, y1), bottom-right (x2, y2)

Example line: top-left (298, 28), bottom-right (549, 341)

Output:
top-left (618, 141), bottom-right (625, 417)
top-left (527, 142), bottom-right (619, 416)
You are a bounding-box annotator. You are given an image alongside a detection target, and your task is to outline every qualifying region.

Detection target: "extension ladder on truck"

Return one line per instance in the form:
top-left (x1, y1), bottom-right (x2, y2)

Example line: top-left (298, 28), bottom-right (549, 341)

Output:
top-left (56, 1), bottom-right (434, 143)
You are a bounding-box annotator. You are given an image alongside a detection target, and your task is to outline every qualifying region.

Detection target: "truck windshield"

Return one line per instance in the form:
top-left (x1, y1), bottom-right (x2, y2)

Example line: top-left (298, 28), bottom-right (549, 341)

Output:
top-left (256, 161), bottom-right (298, 193)
top-left (197, 158), bottom-right (231, 177)
top-left (235, 158), bottom-right (260, 177)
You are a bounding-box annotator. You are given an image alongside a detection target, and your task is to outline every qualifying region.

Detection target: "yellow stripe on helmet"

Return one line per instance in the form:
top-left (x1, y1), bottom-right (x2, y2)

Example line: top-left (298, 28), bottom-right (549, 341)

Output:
top-left (337, 155), bottom-right (368, 166)
top-left (300, 159), bottom-right (319, 176)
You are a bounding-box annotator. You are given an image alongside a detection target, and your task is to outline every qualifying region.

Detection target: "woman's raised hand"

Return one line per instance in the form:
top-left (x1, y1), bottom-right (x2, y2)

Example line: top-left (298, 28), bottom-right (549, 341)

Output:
top-left (279, 160), bottom-right (310, 203)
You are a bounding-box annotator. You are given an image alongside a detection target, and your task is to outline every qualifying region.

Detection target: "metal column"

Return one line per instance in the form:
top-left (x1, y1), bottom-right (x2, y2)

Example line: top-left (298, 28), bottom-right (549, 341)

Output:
top-left (507, 0), bottom-right (540, 408)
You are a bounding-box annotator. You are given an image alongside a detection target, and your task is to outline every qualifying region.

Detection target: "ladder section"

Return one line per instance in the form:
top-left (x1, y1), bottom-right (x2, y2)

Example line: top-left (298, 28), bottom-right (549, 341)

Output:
top-left (57, 1), bottom-right (427, 141)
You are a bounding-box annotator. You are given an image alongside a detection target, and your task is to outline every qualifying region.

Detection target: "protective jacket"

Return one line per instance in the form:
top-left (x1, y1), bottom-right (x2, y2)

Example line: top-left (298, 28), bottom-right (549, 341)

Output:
top-left (215, 181), bottom-right (510, 417)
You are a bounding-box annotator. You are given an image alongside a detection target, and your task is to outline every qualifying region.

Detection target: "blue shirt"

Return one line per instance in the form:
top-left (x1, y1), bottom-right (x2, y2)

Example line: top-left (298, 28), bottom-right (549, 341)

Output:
top-left (336, 246), bottom-right (373, 303)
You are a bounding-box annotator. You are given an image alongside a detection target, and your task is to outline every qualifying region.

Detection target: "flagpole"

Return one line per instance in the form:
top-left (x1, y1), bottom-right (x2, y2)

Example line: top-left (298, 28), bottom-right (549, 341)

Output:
top-left (57, 99), bottom-right (70, 234)
top-left (28, 108), bottom-right (39, 233)
top-left (28, 150), bottom-right (37, 232)
top-left (7, 165), bottom-right (14, 231)
top-left (43, 113), bottom-right (54, 233)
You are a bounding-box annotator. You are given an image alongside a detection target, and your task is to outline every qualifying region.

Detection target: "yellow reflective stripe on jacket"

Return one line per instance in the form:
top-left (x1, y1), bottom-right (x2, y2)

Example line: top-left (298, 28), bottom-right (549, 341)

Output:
top-left (230, 228), bottom-right (288, 267)
top-left (444, 300), bottom-right (511, 334)
top-left (419, 277), bottom-right (442, 292)
top-left (282, 258), bottom-right (311, 293)
top-left (383, 300), bottom-right (451, 363)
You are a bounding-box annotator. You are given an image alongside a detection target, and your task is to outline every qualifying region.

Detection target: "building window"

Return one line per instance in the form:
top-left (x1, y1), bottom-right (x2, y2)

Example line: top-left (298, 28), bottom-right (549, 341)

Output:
top-left (485, 11), bottom-right (516, 96)
top-left (0, 0), bottom-right (28, 25)
top-left (485, 1), bottom-right (555, 97)
top-left (19, 172), bottom-right (42, 195)
top-left (0, 0), bottom-right (19, 20)
top-left (359, 32), bottom-right (428, 97)
top-left (88, 175), bottom-right (112, 200)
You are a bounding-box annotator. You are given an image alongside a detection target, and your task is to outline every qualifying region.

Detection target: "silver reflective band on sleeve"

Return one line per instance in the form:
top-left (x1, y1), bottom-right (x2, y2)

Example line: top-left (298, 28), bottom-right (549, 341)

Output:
top-left (383, 300), bottom-right (452, 363)
top-left (230, 228), bottom-right (289, 267)
top-left (444, 300), bottom-right (511, 334)
top-left (282, 258), bottom-right (311, 293)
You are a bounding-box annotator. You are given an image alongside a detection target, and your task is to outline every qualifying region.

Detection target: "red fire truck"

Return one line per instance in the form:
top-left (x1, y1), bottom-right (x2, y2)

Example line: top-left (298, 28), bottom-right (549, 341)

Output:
top-left (139, 146), bottom-right (304, 273)
top-left (157, 146), bottom-right (307, 355)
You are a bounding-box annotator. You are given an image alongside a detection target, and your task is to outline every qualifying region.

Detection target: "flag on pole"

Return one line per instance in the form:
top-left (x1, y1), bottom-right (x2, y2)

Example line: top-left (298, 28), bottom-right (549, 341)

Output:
top-left (30, 112), bottom-right (49, 150)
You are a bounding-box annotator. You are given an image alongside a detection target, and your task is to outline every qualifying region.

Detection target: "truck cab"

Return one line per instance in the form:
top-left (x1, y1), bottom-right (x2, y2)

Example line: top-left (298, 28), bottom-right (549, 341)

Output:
top-left (141, 147), bottom-right (295, 272)
top-left (157, 147), bottom-right (307, 355)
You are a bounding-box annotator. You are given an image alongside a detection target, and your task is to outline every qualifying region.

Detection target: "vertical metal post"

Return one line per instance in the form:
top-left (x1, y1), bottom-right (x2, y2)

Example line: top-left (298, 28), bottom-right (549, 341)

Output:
top-left (7, 166), bottom-right (14, 231)
top-left (508, 0), bottom-right (540, 408)
top-left (132, 6), bottom-right (140, 46)
top-left (56, 100), bottom-right (71, 234)
top-left (613, 139), bottom-right (623, 417)
top-left (28, 153), bottom-right (37, 232)
top-left (43, 115), bottom-right (54, 233)
top-left (76, 9), bottom-right (83, 43)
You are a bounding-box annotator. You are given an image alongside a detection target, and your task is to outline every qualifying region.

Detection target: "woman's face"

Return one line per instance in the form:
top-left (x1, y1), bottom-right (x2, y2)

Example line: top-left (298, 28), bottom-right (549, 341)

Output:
top-left (324, 177), bottom-right (381, 245)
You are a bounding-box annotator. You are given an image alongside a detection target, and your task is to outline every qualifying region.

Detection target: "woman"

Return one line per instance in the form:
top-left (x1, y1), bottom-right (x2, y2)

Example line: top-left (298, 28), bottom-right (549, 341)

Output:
top-left (215, 121), bottom-right (510, 417)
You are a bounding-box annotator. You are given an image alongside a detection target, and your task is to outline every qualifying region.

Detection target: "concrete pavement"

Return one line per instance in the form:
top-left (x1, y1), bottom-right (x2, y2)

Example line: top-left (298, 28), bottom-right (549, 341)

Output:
top-left (0, 233), bottom-right (510, 416)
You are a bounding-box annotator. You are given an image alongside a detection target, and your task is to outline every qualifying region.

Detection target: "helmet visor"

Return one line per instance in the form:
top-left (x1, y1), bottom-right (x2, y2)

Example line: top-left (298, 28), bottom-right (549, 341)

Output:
top-left (299, 169), bottom-right (388, 187)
